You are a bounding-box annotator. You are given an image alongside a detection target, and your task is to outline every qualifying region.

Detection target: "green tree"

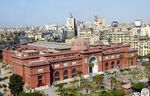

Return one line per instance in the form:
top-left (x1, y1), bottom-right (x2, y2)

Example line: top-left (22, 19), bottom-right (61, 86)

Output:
top-left (80, 78), bottom-right (97, 94)
top-left (31, 37), bottom-right (36, 42)
top-left (93, 74), bottom-right (104, 90)
top-left (110, 76), bottom-right (117, 90)
top-left (54, 82), bottom-right (80, 96)
top-left (111, 89), bottom-right (125, 96)
top-left (145, 53), bottom-right (150, 64)
top-left (54, 83), bottom-right (65, 93)
top-left (137, 55), bottom-right (144, 61)
top-left (19, 91), bottom-right (45, 96)
top-left (132, 82), bottom-right (145, 92)
top-left (80, 78), bottom-right (90, 94)
top-left (76, 70), bottom-right (83, 88)
top-left (77, 70), bottom-right (82, 78)
top-left (98, 91), bottom-right (114, 96)
top-left (144, 65), bottom-right (150, 81)
top-left (9, 74), bottom-right (24, 96)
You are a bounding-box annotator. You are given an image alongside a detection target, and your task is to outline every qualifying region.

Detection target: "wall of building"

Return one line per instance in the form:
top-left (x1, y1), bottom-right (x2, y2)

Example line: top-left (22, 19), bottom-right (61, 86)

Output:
top-left (2, 44), bottom-right (138, 88)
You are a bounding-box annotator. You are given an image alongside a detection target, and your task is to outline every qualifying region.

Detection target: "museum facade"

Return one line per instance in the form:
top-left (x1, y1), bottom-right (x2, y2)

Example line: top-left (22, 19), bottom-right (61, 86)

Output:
top-left (3, 38), bottom-right (138, 88)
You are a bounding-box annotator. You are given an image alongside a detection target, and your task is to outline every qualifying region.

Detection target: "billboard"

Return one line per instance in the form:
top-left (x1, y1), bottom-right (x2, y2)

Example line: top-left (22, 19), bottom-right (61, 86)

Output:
top-left (135, 20), bottom-right (142, 27)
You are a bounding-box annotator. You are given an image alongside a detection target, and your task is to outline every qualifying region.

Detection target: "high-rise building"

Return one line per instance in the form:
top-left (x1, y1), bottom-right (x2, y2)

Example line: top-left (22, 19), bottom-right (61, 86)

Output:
top-left (66, 13), bottom-right (76, 30)
top-left (66, 13), bottom-right (77, 38)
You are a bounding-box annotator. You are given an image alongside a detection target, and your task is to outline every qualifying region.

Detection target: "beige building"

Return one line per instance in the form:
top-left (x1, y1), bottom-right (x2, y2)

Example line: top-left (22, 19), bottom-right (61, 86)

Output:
top-left (66, 14), bottom-right (76, 30)
top-left (78, 28), bottom-right (99, 44)
top-left (132, 38), bottom-right (150, 56)
top-left (100, 28), bottom-right (130, 44)
top-left (131, 25), bottom-right (150, 37)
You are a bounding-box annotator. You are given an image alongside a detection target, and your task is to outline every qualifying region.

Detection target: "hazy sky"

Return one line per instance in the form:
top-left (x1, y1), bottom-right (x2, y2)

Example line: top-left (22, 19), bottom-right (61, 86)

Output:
top-left (0, 0), bottom-right (150, 27)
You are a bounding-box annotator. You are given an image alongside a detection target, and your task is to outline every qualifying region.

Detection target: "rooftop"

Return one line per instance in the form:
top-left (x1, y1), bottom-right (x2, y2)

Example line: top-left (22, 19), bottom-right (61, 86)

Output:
top-left (28, 41), bottom-right (71, 51)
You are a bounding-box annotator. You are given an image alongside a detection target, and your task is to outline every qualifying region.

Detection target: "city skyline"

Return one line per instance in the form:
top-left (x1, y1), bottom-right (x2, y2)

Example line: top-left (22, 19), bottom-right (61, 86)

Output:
top-left (0, 0), bottom-right (150, 27)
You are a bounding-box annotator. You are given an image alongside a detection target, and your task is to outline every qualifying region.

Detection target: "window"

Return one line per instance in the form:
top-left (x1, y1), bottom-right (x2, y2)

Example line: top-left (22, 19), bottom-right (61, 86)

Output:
top-left (111, 61), bottom-right (115, 68)
top-left (54, 71), bottom-right (60, 81)
top-left (131, 61), bottom-right (133, 65)
top-left (72, 61), bottom-right (76, 65)
top-left (37, 75), bottom-right (42, 87)
top-left (105, 62), bottom-right (109, 70)
top-left (64, 63), bottom-right (68, 67)
top-left (117, 60), bottom-right (120, 65)
top-left (63, 70), bottom-right (68, 80)
top-left (72, 68), bottom-right (76, 78)
top-left (54, 64), bottom-right (60, 68)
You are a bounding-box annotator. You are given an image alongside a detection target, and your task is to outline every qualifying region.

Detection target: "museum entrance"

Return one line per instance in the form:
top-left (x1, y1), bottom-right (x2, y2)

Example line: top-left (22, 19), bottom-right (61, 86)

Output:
top-left (37, 76), bottom-right (42, 87)
top-left (88, 57), bottom-right (98, 74)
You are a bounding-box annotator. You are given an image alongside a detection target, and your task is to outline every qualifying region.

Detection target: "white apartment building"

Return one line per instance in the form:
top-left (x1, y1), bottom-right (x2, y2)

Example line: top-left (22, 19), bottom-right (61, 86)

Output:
top-left (45, 24), bottom-right (58, 31)
top-left (130, 37), bottom-right (150, 56)
top-left (78, 28), bottom-right (99, 44)
top-left (131, 25), bottom-right (150, 37)
top-left (100, 28), bottom-right (130, 44)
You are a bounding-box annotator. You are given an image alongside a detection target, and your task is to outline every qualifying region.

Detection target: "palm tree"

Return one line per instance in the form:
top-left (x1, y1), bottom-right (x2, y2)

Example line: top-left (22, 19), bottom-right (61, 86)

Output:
top-left (110, 76), bottom-right (117, 90)
top-left (119, 55), bottom-right (123, 68)
top-left (88, 63), bottom-right (94, 81)
top-left (76, 70), bottom-right (83, 88)
top-left (77, 70), bottom-right (82, 77)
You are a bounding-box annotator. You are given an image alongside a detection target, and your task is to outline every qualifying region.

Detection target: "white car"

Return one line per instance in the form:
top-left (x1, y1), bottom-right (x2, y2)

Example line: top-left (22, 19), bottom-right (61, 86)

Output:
top-left (132, 92), bottom-right (140, 96)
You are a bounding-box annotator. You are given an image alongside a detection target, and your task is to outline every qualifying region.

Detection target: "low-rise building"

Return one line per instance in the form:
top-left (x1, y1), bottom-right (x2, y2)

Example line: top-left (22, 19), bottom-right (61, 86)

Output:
top-left (2, 38), bottom-right (138, 88)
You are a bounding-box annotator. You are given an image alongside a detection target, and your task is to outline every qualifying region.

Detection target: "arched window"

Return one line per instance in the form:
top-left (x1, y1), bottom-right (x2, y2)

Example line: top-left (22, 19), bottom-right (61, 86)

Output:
top-left (105, 62), bottom-right (109, 70)
top-left (63, 70), bottom-right (68, 80)
top-left (117, 60), bottom-right (120, 65)
top-left (37, 75), bottom-right (42, 87)
top-left (72, 68), bottom-right (76, 78)
top-left (54, 71), bottom-right (60, 81)
top-left (111, 61), bottom-right (115, 68)
top-left (131, 58), bottom-right (134, 65)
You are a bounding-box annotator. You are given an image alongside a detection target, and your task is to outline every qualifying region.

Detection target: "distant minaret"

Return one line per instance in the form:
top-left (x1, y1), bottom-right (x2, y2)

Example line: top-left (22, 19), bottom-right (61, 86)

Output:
top-left (66, 12), bottom-right (77, 36)
top-left (69, 12), bottom-right (73, 18)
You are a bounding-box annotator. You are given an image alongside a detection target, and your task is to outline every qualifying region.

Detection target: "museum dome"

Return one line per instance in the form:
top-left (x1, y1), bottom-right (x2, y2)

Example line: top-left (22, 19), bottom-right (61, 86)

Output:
top-left (71, 37), bottom-right (90, 50)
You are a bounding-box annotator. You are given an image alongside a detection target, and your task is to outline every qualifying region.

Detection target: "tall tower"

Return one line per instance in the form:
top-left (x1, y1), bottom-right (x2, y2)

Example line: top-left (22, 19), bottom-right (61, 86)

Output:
top-left (66, 13), bottom-right (77, 37)
top-left (66, 12), bottom-right (75, 29)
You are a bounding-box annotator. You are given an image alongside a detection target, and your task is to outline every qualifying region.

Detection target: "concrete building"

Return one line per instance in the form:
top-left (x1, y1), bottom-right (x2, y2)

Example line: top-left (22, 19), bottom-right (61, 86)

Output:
top-left (3, 38), bottom-right (137, 88)
top-left (100, 28), bottom-right (130, 44)
top-left (130, 37), bottom-right (150, 56)
top-left (78, 28), bottom-right (99, 44)
top-left (45, 24), bottom-right (58, 31)
top-left (66, 13), bottom-right (77, 39)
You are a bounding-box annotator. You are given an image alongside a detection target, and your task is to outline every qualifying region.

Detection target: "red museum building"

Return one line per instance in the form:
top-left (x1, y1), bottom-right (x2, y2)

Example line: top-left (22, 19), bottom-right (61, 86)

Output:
top-left (2, 38), bottom-right (138, 88)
